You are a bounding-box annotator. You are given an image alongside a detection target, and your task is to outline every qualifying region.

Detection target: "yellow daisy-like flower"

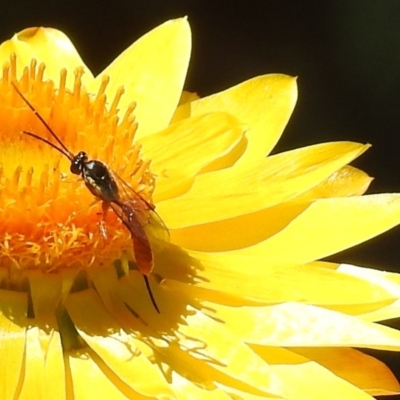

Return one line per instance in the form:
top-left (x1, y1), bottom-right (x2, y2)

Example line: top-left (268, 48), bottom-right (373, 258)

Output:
top-left (2, 18), bottom-right (400, 399)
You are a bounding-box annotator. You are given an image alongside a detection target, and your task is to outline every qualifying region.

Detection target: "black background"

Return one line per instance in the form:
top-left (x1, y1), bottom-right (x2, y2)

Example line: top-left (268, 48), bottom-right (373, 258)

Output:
top-left (2, 1), bottom-right (400, 397)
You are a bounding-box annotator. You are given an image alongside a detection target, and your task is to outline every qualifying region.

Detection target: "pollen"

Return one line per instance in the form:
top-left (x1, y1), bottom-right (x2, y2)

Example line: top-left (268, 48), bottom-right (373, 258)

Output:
top-left (0, 54), bottom-right (156, 276)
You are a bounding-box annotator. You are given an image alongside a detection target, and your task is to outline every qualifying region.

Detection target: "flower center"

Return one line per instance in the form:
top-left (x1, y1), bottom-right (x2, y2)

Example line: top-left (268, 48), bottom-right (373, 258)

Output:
top-left (0, 54), bottom-right (155, 281)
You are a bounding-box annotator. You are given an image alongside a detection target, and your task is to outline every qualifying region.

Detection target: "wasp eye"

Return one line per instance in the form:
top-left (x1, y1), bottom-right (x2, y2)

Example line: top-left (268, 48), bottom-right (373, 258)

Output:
top-left (70, 158), bottom-right (82, 175)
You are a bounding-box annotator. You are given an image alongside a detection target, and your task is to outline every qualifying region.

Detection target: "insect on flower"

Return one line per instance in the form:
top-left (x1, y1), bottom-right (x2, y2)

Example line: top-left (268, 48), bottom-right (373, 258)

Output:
top-left (12, 82), bottom-right (165, 313)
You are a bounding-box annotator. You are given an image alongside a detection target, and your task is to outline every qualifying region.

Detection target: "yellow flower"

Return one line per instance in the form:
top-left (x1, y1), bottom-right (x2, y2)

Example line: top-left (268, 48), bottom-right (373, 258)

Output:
top-left (1, 19), bottom-right (400, 399)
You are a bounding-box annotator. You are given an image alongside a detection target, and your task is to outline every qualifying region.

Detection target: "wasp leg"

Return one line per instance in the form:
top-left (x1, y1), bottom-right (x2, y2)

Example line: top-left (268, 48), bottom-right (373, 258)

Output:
top-left (98, 201), bottom-right (111, 240)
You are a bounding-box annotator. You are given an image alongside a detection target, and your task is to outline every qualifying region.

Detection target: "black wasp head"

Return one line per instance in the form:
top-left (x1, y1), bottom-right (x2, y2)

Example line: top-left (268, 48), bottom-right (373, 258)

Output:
top-left (70, 151), bottom-right (89, 175)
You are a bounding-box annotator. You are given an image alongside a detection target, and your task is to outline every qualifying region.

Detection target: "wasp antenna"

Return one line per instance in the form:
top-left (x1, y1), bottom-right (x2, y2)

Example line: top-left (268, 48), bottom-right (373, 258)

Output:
top-left (11, 82), bottom-right (74, 160)
top-left (143, 275), bottom-right (160, 313)
top-left (22, 131), bottom-right (71, 159)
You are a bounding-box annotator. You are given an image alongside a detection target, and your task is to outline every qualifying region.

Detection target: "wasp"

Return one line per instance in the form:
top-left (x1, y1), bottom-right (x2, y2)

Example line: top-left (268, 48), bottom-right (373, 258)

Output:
top-left (12, 82), bottom-right (164, 313)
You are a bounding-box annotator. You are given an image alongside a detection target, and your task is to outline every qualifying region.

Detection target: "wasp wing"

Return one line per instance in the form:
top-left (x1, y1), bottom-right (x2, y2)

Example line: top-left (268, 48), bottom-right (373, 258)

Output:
top-left (110, 169), bottom-right (169, 243)
top-left (110, 200), bottom-right (154, 275)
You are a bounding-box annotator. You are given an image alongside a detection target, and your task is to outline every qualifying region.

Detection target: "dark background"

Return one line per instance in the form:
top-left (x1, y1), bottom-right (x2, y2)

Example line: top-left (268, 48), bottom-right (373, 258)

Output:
top-left (2, 1), bottom-right (400, 397)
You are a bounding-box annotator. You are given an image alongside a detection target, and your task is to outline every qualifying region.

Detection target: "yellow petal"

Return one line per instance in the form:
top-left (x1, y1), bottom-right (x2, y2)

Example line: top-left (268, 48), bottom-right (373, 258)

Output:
top-left (216, 384), bottom-right (280, 400)
top-left (253, 346), bottom-right (374, 400)
top-left (171, 166), bottom-right (372, 252)
top-left (171, 372), bottom-right (233, 400)
top-left (212, 302), bottom-right (400, 350)
top-left (0, 37), bottom-right (35, 72)
top-left (295, 165), bottom-right (373, 200)
top-left (159, 141), bottom-right (368, 228)
top-left (202, 301), bottom-right (399, 346)
top-left (362, 300), bottom-right (400, 323)
top-left (292, 347), bottom-right (400, 396)
top-left (236, 194), bottom-right (400, 264)
top-left (170, 90), bottom-right (200, 123)
top-left (87, 266), bottom-right (150, 333)
top-left (271, 361), bottom-right (374, 400)
top-left (19, 327), bottom-right (65, 399)
top-left (333, 264), bottom-right (400, 322)
top-left (0, 27), bottom-right (93, 86)
top-left (0, 290), bottom-right (27, 399)
top-left (66, 289), bottom-right (173, 398)
top-left (199, 135), bottom-right (248, 174)
top-left (66, 350), bottom-right (142, 400)
top-left (170, 201), bottom-right (312, 251)
top-left (91, 18), bottom-right (191, 138)
top-left (16, 272), bottom-right (66, 399)
top-left (118, 273), bottom-right (281, 396)
top-left (178, 90), bottom-right (200, 106)
top-left (162, 308), bottom-right (284, 398)
top-left (161, 247), bottom-right (395, 311)
top-left (140, 112), bottom-right (244, 202)
top-left (186, 74), bottom-right (297, 165)
top-left (29, 270), bottom-right (63, 320)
